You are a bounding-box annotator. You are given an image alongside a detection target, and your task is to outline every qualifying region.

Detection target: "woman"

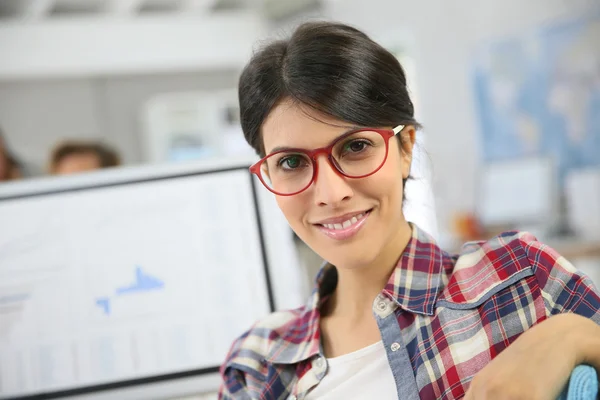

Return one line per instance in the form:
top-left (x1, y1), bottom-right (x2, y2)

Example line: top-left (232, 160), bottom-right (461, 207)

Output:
top-left (220, 22), bottom-right (600, 399)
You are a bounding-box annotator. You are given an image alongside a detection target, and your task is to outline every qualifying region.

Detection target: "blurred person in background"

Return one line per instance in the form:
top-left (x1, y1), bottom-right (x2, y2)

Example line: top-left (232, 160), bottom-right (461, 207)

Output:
top-left (0, 129), bottom-right (23, 182)
top-left (49, 140), bottom-right (121, 175)
top-left (219, 22), bottom-right (600, 400)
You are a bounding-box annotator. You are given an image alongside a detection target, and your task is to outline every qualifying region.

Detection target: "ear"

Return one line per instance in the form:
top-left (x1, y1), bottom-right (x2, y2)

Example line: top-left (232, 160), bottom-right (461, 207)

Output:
top-left (400, 126), bottom-right (416, 179)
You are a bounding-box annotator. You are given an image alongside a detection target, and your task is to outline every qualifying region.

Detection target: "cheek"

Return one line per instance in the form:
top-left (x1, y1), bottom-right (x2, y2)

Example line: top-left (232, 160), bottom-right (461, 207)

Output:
top-left (359, 154), bottom-right (405, 203)
top-left (275, 196), bottom-right (307, 230)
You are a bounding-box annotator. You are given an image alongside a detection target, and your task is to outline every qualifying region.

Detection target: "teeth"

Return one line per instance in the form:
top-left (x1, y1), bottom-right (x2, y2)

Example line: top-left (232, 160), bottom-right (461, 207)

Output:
top-left (322, 213), bottom-right (365, 230)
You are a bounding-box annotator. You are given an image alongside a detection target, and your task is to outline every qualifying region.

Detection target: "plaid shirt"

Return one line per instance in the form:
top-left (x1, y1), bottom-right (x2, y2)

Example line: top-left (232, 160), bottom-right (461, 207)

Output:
top-left (220, 224), bottom-right (600, 400)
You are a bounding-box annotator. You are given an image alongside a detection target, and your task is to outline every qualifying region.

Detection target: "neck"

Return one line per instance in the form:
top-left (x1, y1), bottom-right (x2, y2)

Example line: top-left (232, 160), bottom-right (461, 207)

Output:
top-left (325, 220), bottom-right (413, 320)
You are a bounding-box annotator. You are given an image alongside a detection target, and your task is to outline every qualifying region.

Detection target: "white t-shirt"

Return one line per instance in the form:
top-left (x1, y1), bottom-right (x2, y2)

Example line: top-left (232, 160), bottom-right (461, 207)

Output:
top-left (305, 341), bottom-right (397, 399)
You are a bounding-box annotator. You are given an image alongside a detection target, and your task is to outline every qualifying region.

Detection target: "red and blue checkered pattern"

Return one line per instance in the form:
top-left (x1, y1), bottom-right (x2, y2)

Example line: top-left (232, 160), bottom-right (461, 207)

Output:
top-left (220, 224), bottom-right (600, 399)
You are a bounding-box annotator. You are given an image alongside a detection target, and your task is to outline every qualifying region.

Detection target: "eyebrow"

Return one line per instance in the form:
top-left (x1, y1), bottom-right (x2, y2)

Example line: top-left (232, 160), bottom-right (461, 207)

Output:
top-left (267, 125), bottom-right (362, 155)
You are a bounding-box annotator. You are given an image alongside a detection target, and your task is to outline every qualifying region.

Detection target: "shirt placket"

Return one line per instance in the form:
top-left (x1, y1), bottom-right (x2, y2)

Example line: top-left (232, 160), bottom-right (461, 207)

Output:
top-left (373, 293), bottom-right (421, 399)
top-left (290, 356), bottom-right (327, 400)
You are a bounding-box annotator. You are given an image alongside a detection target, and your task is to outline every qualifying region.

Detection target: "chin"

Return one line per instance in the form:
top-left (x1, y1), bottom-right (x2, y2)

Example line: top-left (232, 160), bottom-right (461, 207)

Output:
top-left (313, 240), bottom-right (381, 270)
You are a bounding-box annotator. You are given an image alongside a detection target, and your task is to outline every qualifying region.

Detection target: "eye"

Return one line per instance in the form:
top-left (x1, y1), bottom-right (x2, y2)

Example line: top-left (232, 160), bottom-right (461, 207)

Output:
top-left (278, 154), bottom-right (306, 170)
top-left (344, 139), bottom-right (370, 153)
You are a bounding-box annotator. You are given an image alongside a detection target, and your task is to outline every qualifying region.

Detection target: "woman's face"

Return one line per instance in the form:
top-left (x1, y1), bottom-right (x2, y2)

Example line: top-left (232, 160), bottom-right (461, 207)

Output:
top-left (53, 152), bottom-right (101, 175)
top-left (261, 101), bottom-right (415, 269)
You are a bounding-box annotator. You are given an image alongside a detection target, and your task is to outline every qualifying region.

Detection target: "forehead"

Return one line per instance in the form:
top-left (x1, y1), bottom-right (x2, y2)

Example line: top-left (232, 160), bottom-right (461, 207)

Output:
top-left (60, 152), bottom-right (100, 164)
top-left (261, 101), bottom-right (355, 154)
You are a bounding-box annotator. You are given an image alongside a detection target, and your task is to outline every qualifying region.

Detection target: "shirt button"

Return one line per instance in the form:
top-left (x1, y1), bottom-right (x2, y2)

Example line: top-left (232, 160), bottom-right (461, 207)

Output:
top-left (315, 358), bottom-right (324, 368)
top-left (390, 342), bottom-right (401, 352)
top-left (289, 396), bottom-right (296, 400)
top-left (377, 301), bottom-right (387, 311)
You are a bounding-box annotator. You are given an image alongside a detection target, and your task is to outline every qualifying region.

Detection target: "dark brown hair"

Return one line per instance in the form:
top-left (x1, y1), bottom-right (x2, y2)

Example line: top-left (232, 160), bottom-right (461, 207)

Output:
top-left (50, 141), bottom-right (121, 173)
top-left (238, 21), bottom-right (420, 158)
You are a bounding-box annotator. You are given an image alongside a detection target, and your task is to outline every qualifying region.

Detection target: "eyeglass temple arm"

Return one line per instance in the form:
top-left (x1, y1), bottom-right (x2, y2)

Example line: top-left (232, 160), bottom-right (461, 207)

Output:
top-left (393, 125), bottom-right (405, 135)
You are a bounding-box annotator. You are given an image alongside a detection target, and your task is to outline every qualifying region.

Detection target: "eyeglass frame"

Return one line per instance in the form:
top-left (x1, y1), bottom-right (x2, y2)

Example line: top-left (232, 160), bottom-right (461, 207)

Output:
top-left (249, 124), bottom-right (405, 196)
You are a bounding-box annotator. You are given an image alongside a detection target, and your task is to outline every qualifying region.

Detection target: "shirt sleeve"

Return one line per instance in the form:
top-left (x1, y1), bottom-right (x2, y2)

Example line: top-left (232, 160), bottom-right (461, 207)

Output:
top-left (218, 369), bottom-right (250, 400)
top-left (522, 233), bottom-right (600, 324)
top-left (218, 336), bottom-right (252, 400)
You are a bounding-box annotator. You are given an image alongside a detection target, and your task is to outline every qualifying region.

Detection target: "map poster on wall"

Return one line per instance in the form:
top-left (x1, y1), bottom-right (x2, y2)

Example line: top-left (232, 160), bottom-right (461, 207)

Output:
top-left (472, 12), bottom-right (600, 183)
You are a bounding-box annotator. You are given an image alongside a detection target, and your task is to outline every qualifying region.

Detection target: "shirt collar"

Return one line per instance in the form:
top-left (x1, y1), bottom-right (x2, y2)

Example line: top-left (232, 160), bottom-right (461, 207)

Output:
top-left (384, 222), bottom-right (447, 315)
top-left (265, 223), bottom-right (447, 365)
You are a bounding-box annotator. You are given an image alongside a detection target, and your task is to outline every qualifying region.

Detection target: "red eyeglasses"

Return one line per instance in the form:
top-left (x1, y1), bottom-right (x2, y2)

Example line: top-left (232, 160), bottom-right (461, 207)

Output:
top-left (250, 125), bottom-right (405, 196)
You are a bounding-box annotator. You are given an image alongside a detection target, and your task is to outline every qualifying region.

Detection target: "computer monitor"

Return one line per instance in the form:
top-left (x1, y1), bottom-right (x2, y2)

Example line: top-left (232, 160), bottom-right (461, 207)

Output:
top-left (477, 157), bottom-right (559, 231)
top-left (0, 158), bottom-right (305, 400)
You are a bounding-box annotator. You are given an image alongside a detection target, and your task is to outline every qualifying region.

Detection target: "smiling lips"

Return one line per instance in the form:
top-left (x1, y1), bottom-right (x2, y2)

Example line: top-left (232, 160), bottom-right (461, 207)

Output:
top-left (314, 210), bottom-right (371, 240)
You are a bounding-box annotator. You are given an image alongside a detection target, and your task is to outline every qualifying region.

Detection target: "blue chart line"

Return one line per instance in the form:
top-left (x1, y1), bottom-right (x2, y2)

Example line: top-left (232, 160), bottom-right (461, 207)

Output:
top-left (116, 266), bottom-right (164, 295)
top-left (95, 266), bottom-right (165, 315)
top-left (96, 297), bottom-right (110, 315)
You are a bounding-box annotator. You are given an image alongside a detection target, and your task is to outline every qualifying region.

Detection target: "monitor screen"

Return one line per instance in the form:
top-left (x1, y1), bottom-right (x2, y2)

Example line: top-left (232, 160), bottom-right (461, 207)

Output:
top-left (0, 162), bottom-right (293, 400)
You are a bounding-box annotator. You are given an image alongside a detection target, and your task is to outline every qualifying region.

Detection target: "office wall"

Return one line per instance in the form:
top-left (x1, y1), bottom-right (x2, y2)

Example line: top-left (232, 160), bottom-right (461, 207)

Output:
top-left (0, 79), bottom-right (101, 173)
top-left (325, 0), bottom-right (599, 235)
top-left (96, 70), bottom-right (238, 164)
top-left (0, 70), bottom-right (238, 171)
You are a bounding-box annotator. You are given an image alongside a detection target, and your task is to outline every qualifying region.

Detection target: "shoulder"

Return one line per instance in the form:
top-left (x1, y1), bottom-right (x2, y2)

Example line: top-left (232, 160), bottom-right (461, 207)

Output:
top-left (439, 230), bottom-right (600, 322)
top-left (221, 307), bottom-right (304, 374)
top-left (457, 230), bottom-right (564, 269)
top-left (439, 231), bottom-right (558, 305)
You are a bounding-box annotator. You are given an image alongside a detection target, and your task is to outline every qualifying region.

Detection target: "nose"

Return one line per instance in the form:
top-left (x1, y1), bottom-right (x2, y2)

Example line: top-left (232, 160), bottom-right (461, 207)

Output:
top-left (312, 155), bottom-right (353, 207)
